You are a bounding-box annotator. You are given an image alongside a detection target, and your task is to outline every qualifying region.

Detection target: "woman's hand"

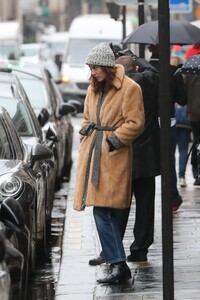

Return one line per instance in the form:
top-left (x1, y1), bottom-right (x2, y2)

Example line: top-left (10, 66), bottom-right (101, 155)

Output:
top-left (102, 140), bottom-right (110, 152)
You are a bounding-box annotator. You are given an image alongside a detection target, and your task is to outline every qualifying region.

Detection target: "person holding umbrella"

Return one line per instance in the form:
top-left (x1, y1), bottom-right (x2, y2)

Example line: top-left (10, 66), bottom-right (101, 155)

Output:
top-left (148, 44), bottom-right (187, 211)
top-left (179, 54), bottom-right (200, 185)
top-left (115, 53), bottom-right (160, 262)
top-left (170, 55), bottom-right (191, 188)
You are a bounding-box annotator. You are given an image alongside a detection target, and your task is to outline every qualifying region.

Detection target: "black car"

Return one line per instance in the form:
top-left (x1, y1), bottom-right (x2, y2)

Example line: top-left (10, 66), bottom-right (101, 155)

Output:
top-left (0, 73), bottom-right (55, 270)
top-left (0, 106), bottom-right (54, 299)
top-left (0, 197), bottom-right (29, 300)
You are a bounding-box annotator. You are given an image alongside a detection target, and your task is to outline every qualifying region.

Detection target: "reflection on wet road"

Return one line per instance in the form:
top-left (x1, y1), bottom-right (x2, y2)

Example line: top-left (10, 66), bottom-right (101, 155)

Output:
top-left (29, 184), bottom-right (68, 300)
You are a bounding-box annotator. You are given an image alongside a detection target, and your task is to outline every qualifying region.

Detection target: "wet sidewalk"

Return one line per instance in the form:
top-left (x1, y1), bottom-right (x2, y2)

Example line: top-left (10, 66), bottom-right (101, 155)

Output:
top-left (55, 115), bottom-right (200, 300)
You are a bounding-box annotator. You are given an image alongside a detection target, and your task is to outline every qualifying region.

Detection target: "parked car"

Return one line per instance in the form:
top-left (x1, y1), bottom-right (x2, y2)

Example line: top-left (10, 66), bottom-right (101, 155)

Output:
top-left (0, 73), bottom-right (55, 270)
top-left (0, 104), bottom-right (46, 298)
top-left (0, 197), bottom-right (29, 300)
top-left (10, 62), bottom-right (76, 189)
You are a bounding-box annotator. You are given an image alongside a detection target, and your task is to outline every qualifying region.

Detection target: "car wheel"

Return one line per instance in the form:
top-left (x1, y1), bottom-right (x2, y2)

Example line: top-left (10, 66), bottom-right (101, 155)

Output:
top-left (55, 175), bottom-right (62, 191)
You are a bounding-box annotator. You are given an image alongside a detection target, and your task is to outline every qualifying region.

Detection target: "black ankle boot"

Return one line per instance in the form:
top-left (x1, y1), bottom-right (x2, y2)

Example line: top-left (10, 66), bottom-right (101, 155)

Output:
top-left (97, 262), bottom-right (131, 284)
top-left (89, 252), bottom-right (105, 266)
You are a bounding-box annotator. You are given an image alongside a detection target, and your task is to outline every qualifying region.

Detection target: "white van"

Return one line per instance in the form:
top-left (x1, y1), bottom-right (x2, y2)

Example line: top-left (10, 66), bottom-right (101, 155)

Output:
top-left (59, 14), bottom-right (133, 104)
top-left (0, 21), bottom-right (22, 59)
top-left (41, 31), bottom-right (69, 69)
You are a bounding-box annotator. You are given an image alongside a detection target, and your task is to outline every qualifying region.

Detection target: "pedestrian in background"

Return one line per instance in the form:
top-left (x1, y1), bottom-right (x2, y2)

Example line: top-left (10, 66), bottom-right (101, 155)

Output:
top-left (115, 54), bottom-right (160, 262)
top-left (149, 45), bottom-right (187, 211)
top-left (73, 43), bottom-right (144, 284)
top-left (184, 73), bottom-right (200, 185)
top-left (175, 104), bottom-right (191, 187)
top-left (170, 55), bottom-right (191, 188)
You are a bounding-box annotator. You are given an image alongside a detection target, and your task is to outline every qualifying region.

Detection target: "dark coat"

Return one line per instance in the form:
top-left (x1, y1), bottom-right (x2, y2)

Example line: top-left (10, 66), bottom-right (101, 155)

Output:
top-left (149, 54), bottom-right (187, 118)
top-left (127, 58), bottom-right (161, 179)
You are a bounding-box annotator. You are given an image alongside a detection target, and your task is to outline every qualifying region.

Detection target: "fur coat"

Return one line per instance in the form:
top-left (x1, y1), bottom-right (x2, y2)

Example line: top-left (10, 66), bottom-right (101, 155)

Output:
top-left (73, 64), bottom-right (144, 211)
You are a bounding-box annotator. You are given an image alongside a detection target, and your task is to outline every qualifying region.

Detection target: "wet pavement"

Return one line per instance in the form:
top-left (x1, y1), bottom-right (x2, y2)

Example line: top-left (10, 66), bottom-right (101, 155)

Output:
top-left (29, 184), bottom-right (68, 300)
top-left (54, 115), bottom-right (200, 300)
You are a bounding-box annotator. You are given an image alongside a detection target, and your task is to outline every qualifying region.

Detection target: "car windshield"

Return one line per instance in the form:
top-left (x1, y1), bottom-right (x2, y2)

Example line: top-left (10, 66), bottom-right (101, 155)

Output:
top-left (0, 98), bottom-right (34, 136)
top-left (21, 47), bottom-right (39, 57)
top-left (65, 39), bottom-right (120, 64)
top-left (19, 78), bottom-right (49, 109)
top-left (48, 41), bottom-right (65, 51)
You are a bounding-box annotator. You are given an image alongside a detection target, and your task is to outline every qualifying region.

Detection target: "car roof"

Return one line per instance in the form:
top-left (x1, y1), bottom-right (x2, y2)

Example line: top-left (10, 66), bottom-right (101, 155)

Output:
top-left (12, 63), bottom-right (44, 79)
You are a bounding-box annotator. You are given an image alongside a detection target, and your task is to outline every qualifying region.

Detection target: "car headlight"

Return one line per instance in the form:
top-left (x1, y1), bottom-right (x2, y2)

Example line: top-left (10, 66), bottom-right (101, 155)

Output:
top-left (0, 175), bottom-right (23, 197)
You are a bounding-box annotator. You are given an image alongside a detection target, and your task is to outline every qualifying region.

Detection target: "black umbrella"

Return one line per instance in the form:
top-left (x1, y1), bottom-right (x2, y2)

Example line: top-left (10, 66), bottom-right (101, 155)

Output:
top-left (123, 20), bottom-right (200, 46)
top-left (177, 54), bottom-right (200, 75)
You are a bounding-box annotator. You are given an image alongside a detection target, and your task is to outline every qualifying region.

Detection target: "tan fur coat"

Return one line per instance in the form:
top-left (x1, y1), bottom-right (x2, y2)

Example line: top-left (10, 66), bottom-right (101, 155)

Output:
top-left (73, 64), bottom-right (144, 211)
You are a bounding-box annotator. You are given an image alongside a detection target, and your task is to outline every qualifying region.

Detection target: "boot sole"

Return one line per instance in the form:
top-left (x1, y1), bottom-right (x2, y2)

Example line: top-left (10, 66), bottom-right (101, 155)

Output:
top-left (97, 271), bottom-right (131, 284)
top-left (89, 259), bottom-right (105, 266)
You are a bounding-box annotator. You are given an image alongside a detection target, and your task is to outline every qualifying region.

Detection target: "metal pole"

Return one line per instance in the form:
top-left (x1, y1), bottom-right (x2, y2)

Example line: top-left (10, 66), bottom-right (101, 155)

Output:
top-left (122, 6), bottom-right (126, 39)
top-left (122, 6), bottom-right (126, 49)
top-left (138, 0), bottom-right (145, 58)
top-left (158, 0), bottom-right (174, 299)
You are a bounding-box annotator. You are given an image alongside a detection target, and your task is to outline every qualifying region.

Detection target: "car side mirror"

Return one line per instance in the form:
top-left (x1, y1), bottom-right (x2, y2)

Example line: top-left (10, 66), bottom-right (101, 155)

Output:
top-left (59, 103), bottom-right (76, 116)
top-left (0, 197), bottom-right (25, 234)
top-left (67, 99), bottom-right (84, 113)
top-left (30, 143), bottom-right (53, 168)
top-left (46, 125), bottom-right (61, 143)
top-left (38, 108), bottom-right (50, 127)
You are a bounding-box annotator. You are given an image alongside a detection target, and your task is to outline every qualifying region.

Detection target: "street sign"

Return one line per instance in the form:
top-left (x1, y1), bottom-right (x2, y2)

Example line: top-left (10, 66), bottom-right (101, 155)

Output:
top-left (114, 0), bottom-right (192, 12)
top-left (114, 0), bottom-right (156, 4)
top-left (170, 0), bottom-right (192, 13)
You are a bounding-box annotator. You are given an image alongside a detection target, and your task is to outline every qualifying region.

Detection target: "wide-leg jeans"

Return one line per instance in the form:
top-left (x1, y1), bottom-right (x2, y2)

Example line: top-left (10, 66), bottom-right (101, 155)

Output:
top-left (93, 206), bottom-right (126, 264)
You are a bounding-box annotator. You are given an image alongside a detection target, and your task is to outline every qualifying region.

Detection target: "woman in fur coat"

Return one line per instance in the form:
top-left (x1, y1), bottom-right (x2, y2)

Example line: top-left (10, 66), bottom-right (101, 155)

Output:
top-left (73, 43), bottom-right (144, 284)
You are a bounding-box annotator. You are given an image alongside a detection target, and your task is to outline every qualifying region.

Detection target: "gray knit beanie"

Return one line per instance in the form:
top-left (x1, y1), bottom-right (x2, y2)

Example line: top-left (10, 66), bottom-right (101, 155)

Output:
top-left (86, 42), bottom-right (115, 67)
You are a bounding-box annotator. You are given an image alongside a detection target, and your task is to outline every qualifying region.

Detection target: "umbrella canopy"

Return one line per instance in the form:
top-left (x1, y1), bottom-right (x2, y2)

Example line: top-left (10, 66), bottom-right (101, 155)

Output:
top-left (123, 20), bottom-right (200, 46)
top-left (178, 54), bottom-right (200, 75)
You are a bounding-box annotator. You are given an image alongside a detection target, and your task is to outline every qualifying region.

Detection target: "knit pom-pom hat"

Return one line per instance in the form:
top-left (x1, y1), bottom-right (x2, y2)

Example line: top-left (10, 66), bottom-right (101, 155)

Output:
top-left (86, 42), bottom-right (115, 67)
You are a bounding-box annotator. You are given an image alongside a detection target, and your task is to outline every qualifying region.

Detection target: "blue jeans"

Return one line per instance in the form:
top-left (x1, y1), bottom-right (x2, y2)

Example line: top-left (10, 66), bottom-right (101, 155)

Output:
top-left (176, 128), bottom-right (191, 178)
top-left (93, 206), bottom-right (126, 264)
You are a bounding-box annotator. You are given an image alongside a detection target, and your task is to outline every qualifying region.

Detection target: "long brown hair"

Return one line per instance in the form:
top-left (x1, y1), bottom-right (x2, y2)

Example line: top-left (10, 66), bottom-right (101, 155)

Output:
top-left (89, 66), bottom-right (116, 94)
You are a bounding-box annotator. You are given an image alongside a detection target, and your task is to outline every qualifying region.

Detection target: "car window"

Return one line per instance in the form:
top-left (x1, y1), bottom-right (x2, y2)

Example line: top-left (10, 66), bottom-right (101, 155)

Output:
top-left (19, 78), bottom-right (49, 109)
top-left (0, 119), bottom-right (12, 159)
top-left (50, 78), bottom-right (63, 116)
top-left (0, 98), bottom-right (34, 136)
